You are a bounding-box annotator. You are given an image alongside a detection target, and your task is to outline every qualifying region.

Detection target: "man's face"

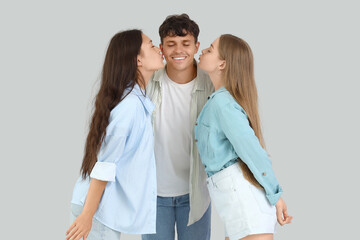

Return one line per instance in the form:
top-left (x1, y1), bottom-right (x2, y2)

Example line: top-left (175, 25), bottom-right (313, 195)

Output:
top-left (160, 34), bottom-right (200, 72)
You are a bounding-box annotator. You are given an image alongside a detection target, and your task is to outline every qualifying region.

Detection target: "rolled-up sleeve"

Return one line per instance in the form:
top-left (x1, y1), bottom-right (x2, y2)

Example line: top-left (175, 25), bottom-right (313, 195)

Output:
top-left (216, 102), bottom-right (283, 205)
top-left (90, 162), bottom-right (116, 182)
top-left (90, 135), bottom-right (127, 182)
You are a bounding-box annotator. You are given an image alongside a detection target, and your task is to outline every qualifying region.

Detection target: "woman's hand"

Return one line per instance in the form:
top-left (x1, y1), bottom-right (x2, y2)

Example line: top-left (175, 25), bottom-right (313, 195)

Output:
top-left (65, 179), bottom-right (108, 239)
top-left (66, 212), bottom-right (93, 240)
top-left (275, 197), bottom-right (293, 226)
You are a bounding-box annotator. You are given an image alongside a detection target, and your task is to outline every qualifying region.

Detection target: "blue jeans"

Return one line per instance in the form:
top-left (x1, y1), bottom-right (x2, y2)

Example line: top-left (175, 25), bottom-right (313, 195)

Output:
top-left (142, 194), bottom-right (211, 240)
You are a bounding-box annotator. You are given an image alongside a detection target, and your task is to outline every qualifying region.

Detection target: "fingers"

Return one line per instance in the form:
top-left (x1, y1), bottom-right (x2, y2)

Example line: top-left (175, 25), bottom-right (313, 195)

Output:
top-left (65, 225), bottom-right (77, 240)
top-left (83, 233), bottom-right (89, 240)
top-left (275, 198), bottom-right (293, 226)
top-left (65, 228), bottom-right (78, 240)
top-left (284, 210), bottom-right (288, 217)
top-left (71, 230), bottom-right (81, 240)
top-left (276, 208), bottom-right (293, 226)
top-left (66, 222), bottom-right (92, 240)
top-left (283, 209), bottom-right (293, 224)
top-left (276, 207), bottom-right (285, 226)
top-left (66, 228), bottom-right (84, 240)
top-left (283, 213), bottom-right (293, 224)
top-left (66, 223), bottom-right (82, 240)
top-left (66, 222), bottom-right (76, 235)
top-left (66, 214), bottom-right (93, 240)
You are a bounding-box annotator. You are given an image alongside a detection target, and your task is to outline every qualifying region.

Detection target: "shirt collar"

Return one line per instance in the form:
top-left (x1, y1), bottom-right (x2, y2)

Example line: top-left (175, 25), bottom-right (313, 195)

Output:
top-left (131, 84), bottom-right (155, 114)
top-left (193, 62), bottom-right (205, 92)
top-left (209, 86), bottom-right (227, 99)
top-left (152, 60), bottom-right (205, 91)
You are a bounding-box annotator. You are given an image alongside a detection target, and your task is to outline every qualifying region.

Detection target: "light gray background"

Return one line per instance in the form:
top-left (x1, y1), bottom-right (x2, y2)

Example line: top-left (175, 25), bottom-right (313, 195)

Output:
top-left (1, 0), bottom-right (359, 239)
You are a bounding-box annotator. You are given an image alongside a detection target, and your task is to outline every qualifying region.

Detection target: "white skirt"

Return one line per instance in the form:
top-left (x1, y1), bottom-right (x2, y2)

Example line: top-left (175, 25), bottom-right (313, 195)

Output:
top-left (207, 163), bottom-right (277, 240)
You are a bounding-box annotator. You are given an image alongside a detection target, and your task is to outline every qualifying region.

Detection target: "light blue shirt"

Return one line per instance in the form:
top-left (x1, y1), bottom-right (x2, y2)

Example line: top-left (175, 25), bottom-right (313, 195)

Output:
top-left (194, 87), bottom-right (282, 205)
top-left (71, 84), bottom-right (157, 234)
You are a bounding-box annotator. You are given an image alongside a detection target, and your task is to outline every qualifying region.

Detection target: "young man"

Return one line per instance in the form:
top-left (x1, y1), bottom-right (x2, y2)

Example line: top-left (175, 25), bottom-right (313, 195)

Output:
top-left (142, 14), bottom-right (214, 240)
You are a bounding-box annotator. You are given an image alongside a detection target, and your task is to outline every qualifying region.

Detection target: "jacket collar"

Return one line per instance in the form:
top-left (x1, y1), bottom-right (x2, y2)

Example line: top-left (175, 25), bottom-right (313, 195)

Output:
top-left (209, 86), bottom-right (227, 99)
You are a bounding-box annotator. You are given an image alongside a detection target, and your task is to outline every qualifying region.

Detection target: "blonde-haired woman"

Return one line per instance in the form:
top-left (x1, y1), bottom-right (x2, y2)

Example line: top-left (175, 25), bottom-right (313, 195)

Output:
top-left (195, 34), bottom-right (293, 240)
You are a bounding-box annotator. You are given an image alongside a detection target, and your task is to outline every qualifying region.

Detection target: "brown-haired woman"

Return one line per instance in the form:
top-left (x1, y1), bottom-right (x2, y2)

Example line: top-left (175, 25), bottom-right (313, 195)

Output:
top-left (65, 29), bottom-right (164, 240)
top-left (194, 34), bottom-right (293, 240)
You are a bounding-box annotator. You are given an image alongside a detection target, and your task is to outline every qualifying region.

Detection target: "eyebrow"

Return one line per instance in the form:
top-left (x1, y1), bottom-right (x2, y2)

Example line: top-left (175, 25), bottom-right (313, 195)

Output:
top-left (210, 44), bottom-right (214, 49)
top-left (149, 40), bottom-right (153, 44)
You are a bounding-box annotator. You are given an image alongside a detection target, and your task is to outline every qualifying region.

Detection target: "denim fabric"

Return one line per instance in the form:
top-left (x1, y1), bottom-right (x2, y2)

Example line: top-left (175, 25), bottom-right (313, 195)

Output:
top-left (70, 204), bottom-right (121, 240)
top-left (206, 164), bottom-right (277, 240)
top-left (195, 87), bottom-right (283, 205)
top-left (142, 194), bottom-right (211, 240)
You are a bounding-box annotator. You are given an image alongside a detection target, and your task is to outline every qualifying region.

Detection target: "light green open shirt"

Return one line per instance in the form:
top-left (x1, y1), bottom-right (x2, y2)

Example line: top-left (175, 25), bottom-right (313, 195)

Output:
top-left (146, 65), bottom-right (214, 225)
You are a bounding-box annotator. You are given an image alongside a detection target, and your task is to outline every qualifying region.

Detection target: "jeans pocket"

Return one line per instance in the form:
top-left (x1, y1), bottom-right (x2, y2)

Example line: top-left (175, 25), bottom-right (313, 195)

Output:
top-left (214, 175), bottom-right (235, 192)
top-left (211, 175), bottom-right (237, 210)
top-left (249, 185), bottom-right (276, 215)
top-left (209, 175), bottom-right (243, 224)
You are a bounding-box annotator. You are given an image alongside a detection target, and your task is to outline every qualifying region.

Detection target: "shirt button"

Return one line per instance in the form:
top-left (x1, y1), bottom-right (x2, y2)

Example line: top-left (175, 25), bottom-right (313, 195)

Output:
top-left (195, 139), bottom-right (198, 142)
top-left (262, 172), bottom-right (266, 176)
top-left (195, 122), bottom-right (198, 125)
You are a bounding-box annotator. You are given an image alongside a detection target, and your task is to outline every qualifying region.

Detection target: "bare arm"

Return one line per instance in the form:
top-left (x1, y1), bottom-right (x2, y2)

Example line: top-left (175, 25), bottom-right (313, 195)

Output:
top-left (66, 179), bottom-right (107, 240)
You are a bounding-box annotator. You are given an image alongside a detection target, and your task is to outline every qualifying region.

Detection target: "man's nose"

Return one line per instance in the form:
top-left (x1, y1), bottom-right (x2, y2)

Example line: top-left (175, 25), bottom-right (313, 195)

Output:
top-left (174, 45), bottom-right (184, 53)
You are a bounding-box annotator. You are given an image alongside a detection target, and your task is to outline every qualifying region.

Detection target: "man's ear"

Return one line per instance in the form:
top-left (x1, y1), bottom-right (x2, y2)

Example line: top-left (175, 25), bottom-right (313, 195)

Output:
top-left (219, 60), bottom-right (226, 70)
top-left (159, 43), bottom-right (163, 53)
top-left (195, 41), bottom-right (200, 53)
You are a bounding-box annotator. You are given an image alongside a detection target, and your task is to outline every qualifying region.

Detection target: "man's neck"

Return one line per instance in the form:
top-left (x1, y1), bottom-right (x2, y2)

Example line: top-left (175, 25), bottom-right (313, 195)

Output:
top-left (165, 63), bottom-right (197, 84)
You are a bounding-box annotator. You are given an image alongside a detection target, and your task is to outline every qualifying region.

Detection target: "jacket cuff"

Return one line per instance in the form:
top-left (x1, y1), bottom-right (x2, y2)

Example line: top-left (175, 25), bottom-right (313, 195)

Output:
top-left (266, 186), bottom-right (283, 206)
top-left (90, 162), bottom-right (116, 182)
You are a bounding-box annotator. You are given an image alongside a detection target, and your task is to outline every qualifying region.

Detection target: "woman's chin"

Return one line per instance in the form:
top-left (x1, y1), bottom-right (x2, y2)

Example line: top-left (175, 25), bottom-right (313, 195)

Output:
top-left (157, 63), bottom-right (165, 70)
top-left (154, 63), bottom-right (165, 71)
top-left (198, 62), bottom-right (206, 72)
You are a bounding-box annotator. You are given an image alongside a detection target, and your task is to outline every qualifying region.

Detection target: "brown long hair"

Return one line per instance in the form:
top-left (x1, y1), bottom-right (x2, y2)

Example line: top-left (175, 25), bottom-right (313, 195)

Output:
top-left (219, 34), bottom-right (265, 188)
top-left (80, 29), bottom-right (145, 179)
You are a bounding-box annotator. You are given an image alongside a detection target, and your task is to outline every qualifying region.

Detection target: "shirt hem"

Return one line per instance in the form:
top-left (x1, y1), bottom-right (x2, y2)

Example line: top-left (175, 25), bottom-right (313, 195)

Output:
top-left (157, 191), bottom-right (190, 197)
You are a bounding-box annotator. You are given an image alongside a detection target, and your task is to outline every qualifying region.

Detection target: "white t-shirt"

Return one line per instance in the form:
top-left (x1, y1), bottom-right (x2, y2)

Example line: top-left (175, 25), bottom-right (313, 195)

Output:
top-left (154, 72), bottom-right (195, 197)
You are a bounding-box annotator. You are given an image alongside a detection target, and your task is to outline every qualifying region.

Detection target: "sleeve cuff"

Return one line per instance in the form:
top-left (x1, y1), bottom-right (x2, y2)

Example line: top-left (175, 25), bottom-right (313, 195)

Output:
top-left (90, 162), bottom-right (116, 182)
top-left (266, 186), bottom-right (283, 206)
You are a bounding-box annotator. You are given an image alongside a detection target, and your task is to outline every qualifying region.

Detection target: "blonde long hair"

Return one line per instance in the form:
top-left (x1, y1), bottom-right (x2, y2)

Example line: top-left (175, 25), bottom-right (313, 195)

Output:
top-left (219, 34), bottom-right (264, 188)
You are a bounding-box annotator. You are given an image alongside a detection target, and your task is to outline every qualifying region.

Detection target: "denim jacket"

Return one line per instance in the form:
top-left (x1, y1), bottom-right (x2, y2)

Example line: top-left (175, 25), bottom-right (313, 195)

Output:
top-left (195, 87), bottom-right (283, 205)
top-left (146, 65), bottom-right (214, 225)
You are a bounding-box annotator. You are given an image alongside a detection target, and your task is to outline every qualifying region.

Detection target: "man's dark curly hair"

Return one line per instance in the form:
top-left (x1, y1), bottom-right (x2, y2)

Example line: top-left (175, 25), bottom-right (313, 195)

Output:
top-left (159, 13), bottom-right (200, 43)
